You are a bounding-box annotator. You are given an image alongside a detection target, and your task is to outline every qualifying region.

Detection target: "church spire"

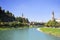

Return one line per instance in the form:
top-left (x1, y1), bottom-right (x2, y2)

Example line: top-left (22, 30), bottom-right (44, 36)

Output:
top-left (22, 13), bottom-right (24, 18)
top-left (51, 11), bottom-right (55, 21)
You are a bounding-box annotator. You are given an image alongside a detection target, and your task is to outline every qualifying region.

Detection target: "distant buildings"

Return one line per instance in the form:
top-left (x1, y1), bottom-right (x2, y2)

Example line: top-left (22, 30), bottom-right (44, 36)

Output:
top-left (56, 19), bottom-right (60, 23)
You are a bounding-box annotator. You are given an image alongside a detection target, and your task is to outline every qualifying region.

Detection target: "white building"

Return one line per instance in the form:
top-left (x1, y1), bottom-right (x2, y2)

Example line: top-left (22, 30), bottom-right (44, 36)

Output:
top-left (56, 19), bottom-right (60, 23)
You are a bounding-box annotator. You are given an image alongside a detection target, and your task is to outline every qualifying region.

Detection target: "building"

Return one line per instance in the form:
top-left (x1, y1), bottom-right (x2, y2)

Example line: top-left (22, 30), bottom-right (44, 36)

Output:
top-left (51, 11), bottom-right (60, 23)
top-left (51, 11), bottom-right (55, 21)
top-left (56, 19), bottom-right (60, 23)
top-left (21, 13), bottom-right (24, 18)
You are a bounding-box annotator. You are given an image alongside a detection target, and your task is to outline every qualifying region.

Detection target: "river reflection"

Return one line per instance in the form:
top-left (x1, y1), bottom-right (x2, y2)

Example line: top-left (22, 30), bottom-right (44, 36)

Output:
top-left (0, 28), bottom-right (60, 40)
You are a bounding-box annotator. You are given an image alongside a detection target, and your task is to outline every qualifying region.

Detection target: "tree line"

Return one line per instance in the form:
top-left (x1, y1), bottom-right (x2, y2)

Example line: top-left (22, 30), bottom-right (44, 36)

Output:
top-left (0, 7), bottom-right (15, 22)
top-left (0, 6), bottom-right (29, 27)
top-left (45, 20), bottom-right (60, 28)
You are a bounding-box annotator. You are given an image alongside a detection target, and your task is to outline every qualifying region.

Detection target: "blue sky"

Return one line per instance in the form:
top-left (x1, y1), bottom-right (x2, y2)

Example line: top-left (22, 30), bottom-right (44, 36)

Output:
top-left (0, 0), bottom-right (60, 22)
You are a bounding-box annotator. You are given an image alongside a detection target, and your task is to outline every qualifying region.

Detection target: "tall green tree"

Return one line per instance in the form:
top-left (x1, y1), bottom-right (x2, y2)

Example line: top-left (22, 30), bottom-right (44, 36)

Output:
top-left (0, 6), bottom-right (15, 22)
top-left (45, 20), bottom-right (59, 27)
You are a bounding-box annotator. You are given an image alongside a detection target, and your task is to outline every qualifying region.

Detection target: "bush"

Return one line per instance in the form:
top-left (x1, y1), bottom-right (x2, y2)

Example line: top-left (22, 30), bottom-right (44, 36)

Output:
top-left (45, 20), bottom-right (60, 27)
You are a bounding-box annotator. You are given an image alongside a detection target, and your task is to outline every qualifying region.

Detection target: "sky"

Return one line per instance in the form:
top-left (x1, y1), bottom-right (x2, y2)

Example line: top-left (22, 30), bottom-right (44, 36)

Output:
top-left (0, 0), bottom-right (60, 22)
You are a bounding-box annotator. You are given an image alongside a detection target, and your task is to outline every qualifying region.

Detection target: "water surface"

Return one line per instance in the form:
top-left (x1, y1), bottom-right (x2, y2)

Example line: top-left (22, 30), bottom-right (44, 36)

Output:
top-left (0, 28), bottom-right (60, 40)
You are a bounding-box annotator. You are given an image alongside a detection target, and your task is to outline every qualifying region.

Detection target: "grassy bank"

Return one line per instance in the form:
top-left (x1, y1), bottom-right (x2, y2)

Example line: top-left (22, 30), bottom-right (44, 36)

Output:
top-left (0, 27), bottom-right (29, 30)
top-left (40, 27), bottom-right (60, 37)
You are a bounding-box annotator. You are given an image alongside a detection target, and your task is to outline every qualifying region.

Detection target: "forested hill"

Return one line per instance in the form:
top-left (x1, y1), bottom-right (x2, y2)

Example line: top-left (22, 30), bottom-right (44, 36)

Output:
top-left (0, 7), bottom-right (29, 23)
top-left (0, 7), bottom-right (15, 22)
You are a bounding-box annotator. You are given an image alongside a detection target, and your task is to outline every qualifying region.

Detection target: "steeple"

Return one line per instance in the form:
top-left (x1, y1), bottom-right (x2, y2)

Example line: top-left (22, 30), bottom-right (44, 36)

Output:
top-left (21, 13), bottom-right (25, 23)
top-left (22, 13), bottom-right (24, 18)
top-left (51, 11), bottom-right (55, 21)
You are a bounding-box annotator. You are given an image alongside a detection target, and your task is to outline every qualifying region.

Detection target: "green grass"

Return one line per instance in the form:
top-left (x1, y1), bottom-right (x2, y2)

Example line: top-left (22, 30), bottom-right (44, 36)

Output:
top-left (0, 27), bottom-right (28, 30)
top-left (40, 27), bottom-right (60, 37)
top-left (0, 28), bottom-right (16, 30)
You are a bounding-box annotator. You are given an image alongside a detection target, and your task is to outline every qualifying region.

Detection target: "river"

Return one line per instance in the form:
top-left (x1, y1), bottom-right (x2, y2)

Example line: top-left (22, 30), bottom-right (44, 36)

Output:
top-left (0, 27), bottom-right (60, 40)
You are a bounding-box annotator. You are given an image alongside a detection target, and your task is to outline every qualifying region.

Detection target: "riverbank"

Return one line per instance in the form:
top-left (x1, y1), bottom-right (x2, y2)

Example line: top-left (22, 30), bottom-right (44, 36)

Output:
top-left (0, 27), bottom-right (29, 30)
top-left (37, 28), bottom-right (42, 32)
top-left (37, 27), bottom-right (60, 37)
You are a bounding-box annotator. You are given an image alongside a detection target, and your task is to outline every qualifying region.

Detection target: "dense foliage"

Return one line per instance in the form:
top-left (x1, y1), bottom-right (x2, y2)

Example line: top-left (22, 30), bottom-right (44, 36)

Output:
top-left (0, 6), bottom-right (29, 27)
top-left (45, 20), bottom-right (60, 27)
top-left (15, 17), bottom-right (29, 23)
top-left (0, 7), bottom-right (15, 22)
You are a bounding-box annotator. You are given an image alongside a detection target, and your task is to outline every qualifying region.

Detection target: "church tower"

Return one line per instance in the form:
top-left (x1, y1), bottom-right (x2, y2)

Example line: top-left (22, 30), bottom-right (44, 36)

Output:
top-left (22, 13), bottom-right (24, 18)
top-left (51, 11), bottom-right (55, 21)
top-left (21, 13), bottom-right (25, 23)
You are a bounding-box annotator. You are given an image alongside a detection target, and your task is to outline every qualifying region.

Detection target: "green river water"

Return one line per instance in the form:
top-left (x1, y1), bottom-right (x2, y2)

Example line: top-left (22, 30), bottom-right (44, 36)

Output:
top-left (0, 27), bottom-right (60, 40)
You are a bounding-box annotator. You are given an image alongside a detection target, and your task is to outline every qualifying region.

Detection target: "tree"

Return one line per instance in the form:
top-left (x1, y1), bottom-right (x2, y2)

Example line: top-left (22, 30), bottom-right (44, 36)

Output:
top-left (15, 17), bottom-right (29, 23)
top-left (0, 6), bottom-right (15, 22)
top-left (45, 20), bottom-right (58, 27)
top-left (0, 7), bottom-right (2, 10)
